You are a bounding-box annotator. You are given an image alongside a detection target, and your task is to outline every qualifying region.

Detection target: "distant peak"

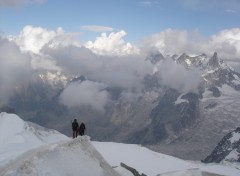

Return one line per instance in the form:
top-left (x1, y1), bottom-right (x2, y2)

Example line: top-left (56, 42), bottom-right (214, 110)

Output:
top-left (146, 51), bottom-right (165, 64)
top-left (213, 52), bottom-right (218, 58)
top-left (208, 52), bottom-right (220, 69)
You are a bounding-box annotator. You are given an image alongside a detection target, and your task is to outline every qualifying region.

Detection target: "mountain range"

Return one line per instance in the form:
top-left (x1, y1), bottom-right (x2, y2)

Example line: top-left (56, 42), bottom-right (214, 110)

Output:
top-left (2, 51), bottom-right (240, 161)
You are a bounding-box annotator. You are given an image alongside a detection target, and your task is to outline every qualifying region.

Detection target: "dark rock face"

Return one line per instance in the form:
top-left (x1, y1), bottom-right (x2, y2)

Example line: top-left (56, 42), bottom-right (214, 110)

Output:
top-left (146, 51), bottom-right (165, 64)
top-left (203, 127), bottom-right (240, 163)
top-left (208, 86), bottom-right (221, 97)
top-left (126, 89), bottom-right (200, 145)
top-left (208, 52), bottom-right (221, 69)
top-left (150, 90), bottom-right (200, 131)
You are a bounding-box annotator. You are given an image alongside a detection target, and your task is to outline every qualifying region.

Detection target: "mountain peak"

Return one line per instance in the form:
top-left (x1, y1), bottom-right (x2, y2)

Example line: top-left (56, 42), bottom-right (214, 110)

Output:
top-left (146, 51), bottom-right (165, 64)
top-left (208, 52), bottom-right (221, 69)
top-left (176, 53), bottom-right (208, 69)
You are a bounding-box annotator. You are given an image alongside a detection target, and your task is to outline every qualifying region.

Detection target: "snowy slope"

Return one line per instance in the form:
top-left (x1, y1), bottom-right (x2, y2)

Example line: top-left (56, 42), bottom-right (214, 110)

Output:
top-left (1, 113), bottom-right (239, 176)
top-left (1, 137), bottom-right (120, 176)
top-left (0, 112), bottom-right (68, 168)
top-left (0, 113), bottom-right (119, 176)
top-left (93, 142), bottom-right (240, 176)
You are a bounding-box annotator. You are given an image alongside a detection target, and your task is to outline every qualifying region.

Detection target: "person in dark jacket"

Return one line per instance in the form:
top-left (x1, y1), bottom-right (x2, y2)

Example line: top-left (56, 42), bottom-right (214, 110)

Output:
top-left (72, 119), bottom-right (79, 138)
top-left (78, 122), bottom-right (86, 136)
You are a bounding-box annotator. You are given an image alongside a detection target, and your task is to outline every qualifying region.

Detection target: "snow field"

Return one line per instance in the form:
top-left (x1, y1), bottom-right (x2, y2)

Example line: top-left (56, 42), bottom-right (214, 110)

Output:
top-left (1, 112), bottom-right (240, 176)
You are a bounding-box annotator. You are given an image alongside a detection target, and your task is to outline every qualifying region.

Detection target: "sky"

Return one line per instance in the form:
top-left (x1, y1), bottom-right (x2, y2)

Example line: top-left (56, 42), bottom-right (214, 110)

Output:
top-left (0, 0), bottom-right (240, 110)
top-left (1, 0), bottom-right (240, 43)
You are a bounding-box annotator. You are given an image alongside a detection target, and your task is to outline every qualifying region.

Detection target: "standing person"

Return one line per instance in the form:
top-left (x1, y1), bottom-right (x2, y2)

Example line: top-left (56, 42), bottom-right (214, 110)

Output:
top-left (78, 122), bottom-right (86, 136)
top-left (72, 119), bottom-right (79, 138)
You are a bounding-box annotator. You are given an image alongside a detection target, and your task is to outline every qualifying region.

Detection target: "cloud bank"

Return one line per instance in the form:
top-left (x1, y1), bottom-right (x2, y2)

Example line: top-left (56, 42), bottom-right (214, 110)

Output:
top-left (156, 59), bottom-right (202, 93)
top-left (1, 25), bottom-right (240, 110)
top-left (142, 28), bottom-right (240, 61)
top-left (60, 81), bottom-right (110, 112)
top-left (0, 37), bottom-right (31, 104)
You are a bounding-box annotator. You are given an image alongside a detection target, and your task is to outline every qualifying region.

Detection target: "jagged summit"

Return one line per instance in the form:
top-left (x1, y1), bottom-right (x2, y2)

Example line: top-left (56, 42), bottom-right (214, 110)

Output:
top-left (146, 51), bottom-right (165, 64)
top-left (208, 52), bottom-right (221, 69)
top-left (203, 52), bottom-right (240, 91)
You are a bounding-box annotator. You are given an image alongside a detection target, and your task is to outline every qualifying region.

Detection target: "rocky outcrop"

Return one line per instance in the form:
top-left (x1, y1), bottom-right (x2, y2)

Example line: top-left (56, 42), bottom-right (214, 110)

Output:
top-left (203, 127), bottom-right (240, 163)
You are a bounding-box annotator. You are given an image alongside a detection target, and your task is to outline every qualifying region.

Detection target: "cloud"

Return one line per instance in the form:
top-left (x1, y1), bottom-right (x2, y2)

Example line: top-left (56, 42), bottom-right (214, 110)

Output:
top-left (141, 28), bottom-right (240, 61)
top-left (141, 28), bottom-right (191, 56)
top-left (15, 25), bottom-right (55, 54)
top-left (10, 25), bottom-right (80, 71)
top-left (30, 53), bottom-right (61, 71)
top-left (0, 37), bottom-right (31, 104)
top-left (0, 0), bottom-right (46, 8)
top-left (15, 25), bottom-right (80, 54)
top-left (60, 80), bottom-right (110, 112)
top-left (81, 25), bottom-right (113, 32)
top-left (85, 30), bottom-right (140, 55)
top-left (5, 25), bottom-right (240, 106)
top-left (156, 59), bottom-right (202, 93)
top-left (42, 45), bottom-right (153, 91)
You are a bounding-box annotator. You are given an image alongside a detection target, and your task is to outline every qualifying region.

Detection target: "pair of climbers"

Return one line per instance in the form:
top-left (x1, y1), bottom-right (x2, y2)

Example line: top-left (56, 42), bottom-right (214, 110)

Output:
top-left (72, 119), bottom-right (86, 138)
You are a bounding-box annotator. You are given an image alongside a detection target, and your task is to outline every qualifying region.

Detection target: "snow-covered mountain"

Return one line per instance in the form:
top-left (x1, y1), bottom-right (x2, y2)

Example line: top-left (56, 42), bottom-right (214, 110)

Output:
top-left (1, 113), bottom-right (240, 176)
top-left (204, 127), bottom-right (240, 163)
top-left (3, 52), bottom-right (240, 161)
top-left (0, 112), bottom-right (120, 176)
top-left (0, 112), bottom-right (68, 168)
top-left (122, 52), bottom-right (240, 160)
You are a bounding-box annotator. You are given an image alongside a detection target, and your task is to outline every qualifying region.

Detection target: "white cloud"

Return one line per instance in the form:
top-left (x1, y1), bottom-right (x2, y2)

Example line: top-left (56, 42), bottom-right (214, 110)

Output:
top-left (156, 59), bottom-right (202, 93)
top-left (142, 28), bottom-right (240, 61)
top-left (85, 30), bottom-right (140, 56)
top-left (9, 25), bottom-right (80, 71)
top-left (60, 80), bottom-right (110, 112)
top-left (81, 25), bottom-right (113, 32)
top-left (141, 28), bottom-right (190, 56)
top-left (207, 28), bottom-right (240, 58)
top-left (0, 0), bottom-right (46, 8)
top-left (0, 37), bottom-right (32, 104)
top-left (14, 25), bottom-right (80, 54)
top-left (4, 25), bottom-right (240, 105)
top-left (42, 45), bottom-right (153, 91)
top-left (30, 53), bottom-right (61, 71)
top-left (15, 25), bottom-right (55, 54)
